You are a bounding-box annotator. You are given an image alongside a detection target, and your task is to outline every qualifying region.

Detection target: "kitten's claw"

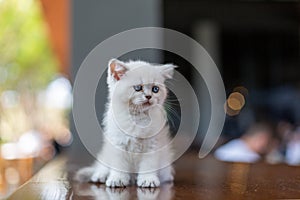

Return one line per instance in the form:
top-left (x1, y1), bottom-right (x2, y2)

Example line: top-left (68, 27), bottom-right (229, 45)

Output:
top-left (137, 175), bottom-right (160, 188)
top-left (106, 174), bottom-right (130, 187)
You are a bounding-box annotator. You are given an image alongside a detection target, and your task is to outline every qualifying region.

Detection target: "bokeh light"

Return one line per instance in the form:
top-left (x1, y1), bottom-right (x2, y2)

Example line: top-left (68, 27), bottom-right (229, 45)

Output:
top-left (227, 92), bottom-right (245, 111)
top-left (225, 90), bottom-right (246, 116)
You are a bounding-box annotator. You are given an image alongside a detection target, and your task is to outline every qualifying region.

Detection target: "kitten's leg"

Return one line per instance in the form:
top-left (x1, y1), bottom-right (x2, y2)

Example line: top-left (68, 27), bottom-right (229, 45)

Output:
top-left (90, 163), bottom-right (110, 183)
top-left (137, 172), bottom-right (160, 188)
top-left (137, 166), bottom-right (174, 187)
top-left (106, 170), bottom-right (131, 187)
top-left (137, 158), bottom-right (160, 187)
top-left (101, 142), bottom-right (131, 187)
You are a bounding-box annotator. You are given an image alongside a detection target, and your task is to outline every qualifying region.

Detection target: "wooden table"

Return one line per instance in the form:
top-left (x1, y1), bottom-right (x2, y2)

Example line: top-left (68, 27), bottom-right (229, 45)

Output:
top-left (7, 151), bottom-right (300, 199)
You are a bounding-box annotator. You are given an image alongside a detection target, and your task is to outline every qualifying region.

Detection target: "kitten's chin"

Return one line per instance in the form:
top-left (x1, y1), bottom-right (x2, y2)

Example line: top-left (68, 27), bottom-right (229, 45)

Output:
top-left (130, 101), bottom-right (155, 112)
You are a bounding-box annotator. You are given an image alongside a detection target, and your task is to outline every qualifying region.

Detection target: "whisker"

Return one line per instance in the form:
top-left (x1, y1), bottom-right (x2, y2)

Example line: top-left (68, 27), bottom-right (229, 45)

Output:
top-left (165, 107), bottom-right (180, 119)
top-left (165, 99), bottom-right (182, 103)
top-left (164, 102), bottom-right (181, 132)
top-left (166, 96), bottom-right (183, 101)
top-left (164, 101), bottom-right (180, 106)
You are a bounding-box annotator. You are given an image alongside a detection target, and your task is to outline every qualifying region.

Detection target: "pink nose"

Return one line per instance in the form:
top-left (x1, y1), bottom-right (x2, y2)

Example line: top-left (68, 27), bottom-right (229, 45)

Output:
top-left (145, 95), bottom-right (152, 100)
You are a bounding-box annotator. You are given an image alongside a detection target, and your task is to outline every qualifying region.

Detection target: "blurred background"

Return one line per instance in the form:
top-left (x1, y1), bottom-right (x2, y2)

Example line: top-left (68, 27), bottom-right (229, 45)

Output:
top-left (0, 0), bottom-right (72, 198)
top-left (1, 0), bottom-right (300, 198)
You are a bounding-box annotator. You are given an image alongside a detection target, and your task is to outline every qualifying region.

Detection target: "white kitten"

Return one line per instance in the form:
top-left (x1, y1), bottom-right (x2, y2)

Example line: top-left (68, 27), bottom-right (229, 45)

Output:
top-left (75, 59), bottom-right (175, 188)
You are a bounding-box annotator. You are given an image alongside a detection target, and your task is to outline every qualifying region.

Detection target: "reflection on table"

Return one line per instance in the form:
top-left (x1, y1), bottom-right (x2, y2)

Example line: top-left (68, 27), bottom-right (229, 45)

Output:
top-left (6, 151), bottom-right (300, 200)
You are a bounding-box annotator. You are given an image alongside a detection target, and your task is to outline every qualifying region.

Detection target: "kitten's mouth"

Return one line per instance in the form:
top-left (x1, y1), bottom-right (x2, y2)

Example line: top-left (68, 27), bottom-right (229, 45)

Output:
top-left (142, 102), bottom-right (152, 107)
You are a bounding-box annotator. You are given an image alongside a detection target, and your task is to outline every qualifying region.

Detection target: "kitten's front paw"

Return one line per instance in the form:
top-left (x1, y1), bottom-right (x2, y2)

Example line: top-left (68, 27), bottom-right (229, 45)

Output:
top-left (137, 175), bottom-right (160, 188)
top-left (106, 173), bottom-right (130, 187)
top-left (90, 171), bottom-right (107, 183)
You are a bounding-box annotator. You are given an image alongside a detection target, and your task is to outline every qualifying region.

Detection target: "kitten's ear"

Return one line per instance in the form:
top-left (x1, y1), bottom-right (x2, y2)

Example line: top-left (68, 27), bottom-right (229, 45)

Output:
top-left (108, 59), bottom-right (128, 81)
top-left (160, 64), bottom-right (177, 79)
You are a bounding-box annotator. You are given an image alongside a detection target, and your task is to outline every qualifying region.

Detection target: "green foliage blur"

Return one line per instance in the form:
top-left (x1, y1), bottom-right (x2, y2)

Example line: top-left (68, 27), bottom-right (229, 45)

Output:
top-left (0, 0), bottom-right (58, 92)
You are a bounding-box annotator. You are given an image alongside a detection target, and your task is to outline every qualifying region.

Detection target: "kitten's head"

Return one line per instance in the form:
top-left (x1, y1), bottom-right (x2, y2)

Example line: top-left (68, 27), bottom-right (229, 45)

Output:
top-left (107, 59), bottom-right (175, 112)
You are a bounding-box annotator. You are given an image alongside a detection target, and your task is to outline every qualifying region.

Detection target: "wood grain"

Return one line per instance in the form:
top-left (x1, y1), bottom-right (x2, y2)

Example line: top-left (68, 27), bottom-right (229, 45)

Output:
top-left (7, 151), bottom-right (300, 199)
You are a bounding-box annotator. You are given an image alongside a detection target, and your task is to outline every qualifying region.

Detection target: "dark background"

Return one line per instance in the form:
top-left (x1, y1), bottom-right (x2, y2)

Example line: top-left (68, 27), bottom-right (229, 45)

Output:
top-left (70, 0), bottom-right (300, 154)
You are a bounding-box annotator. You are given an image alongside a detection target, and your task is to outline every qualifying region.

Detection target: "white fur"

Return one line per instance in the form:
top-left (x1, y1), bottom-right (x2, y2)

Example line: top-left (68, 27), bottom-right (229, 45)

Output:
top-left (75, 59), bottom-right (175, 187)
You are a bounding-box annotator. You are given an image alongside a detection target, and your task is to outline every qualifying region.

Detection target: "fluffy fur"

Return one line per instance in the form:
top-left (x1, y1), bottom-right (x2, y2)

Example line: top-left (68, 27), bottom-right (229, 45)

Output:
top-left (75, 59), bottom-right (175, 187)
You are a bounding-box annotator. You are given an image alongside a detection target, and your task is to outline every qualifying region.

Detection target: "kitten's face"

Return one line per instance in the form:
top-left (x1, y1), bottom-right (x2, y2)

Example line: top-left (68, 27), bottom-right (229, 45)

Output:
top-left (126, 67), bottom-right (168, 112)
top-left (108, 59), bottom-right (175, 113)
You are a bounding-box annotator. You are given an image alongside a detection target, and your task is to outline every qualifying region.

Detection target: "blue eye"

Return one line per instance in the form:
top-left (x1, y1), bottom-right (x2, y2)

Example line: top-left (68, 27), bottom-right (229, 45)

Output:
top-left (152, 86), bottom-right (159, 93)
top-left (133, 85), bottom-right (143, 91)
